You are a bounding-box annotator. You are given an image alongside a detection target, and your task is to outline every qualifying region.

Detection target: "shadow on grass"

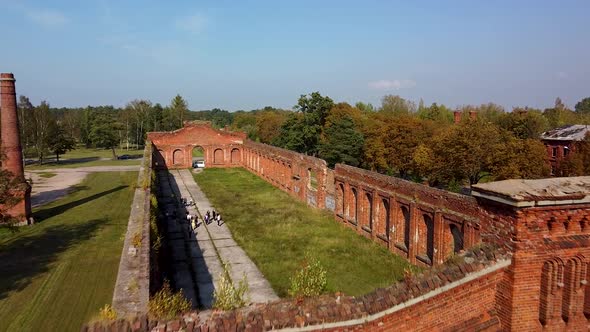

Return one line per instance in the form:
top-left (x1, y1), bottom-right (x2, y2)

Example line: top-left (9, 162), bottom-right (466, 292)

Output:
top-left (0, 218), bottom-right (107, 301)
top-left (26, 157), bottom-right (102, 167)
top-left (34, 185), bottom-right (128, 222)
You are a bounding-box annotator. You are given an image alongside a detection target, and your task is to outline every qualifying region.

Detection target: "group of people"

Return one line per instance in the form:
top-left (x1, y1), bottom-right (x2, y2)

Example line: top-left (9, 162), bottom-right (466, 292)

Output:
top-left (181, 196), bottom-right (223, 232)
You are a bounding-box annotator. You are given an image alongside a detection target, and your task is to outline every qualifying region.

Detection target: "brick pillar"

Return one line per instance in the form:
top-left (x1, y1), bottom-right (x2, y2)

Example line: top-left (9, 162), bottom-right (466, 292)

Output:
top-left (0, 73), bottom-right (32, 224)
top-left (453, 111), bottom-right (461, 124)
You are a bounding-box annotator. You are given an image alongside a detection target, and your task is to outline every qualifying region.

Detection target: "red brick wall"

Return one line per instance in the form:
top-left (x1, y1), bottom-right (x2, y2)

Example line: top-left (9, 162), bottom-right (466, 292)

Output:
top-left (241, 141), bottom-right (330, 209)
top-left (334, 164), bottom-right (482, 267)
top-left (147, 122), bottom-right (246, 169)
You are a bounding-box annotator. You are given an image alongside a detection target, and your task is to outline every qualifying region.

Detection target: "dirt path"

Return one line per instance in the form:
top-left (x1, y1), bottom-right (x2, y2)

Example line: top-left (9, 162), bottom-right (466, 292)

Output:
top-left (25, 165), bottom-right (140, 208)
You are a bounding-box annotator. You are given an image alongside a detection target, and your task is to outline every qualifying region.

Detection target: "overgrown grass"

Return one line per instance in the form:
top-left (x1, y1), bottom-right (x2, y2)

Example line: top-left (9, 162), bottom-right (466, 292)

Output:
top-left (194, 168), bottom-right (412, 297)
top-left (0, 171), bottom-right (137, 332)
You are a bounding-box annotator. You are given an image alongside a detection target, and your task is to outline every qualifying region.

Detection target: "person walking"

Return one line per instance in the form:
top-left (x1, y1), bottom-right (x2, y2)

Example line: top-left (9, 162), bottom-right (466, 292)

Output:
top-left (216, 213), bottom-right (222, 226)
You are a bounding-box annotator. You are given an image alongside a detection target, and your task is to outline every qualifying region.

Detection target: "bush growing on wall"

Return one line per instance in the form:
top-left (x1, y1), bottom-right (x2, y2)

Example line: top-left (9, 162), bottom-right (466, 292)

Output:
top-left (288, 254), bottom-right (327, 298)
top-left (148, 280), bottom-right (191, 319)
top-left (213, 262), bottom-right (249, 311)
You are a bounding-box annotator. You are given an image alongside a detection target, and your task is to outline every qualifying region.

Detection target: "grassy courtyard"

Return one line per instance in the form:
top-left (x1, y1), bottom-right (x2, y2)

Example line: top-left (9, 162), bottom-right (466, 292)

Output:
top-left (0, 171), bottom-right (137, 332)
top-left (194, 168), bottom-right (412, 297)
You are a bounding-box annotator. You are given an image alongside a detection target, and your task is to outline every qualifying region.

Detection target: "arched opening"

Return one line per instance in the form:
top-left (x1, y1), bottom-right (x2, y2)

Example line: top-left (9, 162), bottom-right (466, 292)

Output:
top-left (363, 192), bottom-right (373, 230)
top-left (337, 183), bottom-right (345, 216)
top-left (172, 149), bottom-right (184, 165)
top-left (417, 214), bottom-right (434, 265)
top-left (213, 148), bottom-right (224, 164)
top-left (192, 146), bottom-right (205, 168)
top-left (401, 206), bottom-right (411, 251)
top-left (380, 198), bottom-right (389, 239)
top-left (350, 188), bottom-right (358, 223)
top-left (449, 224), bottom-right (463, 254)
top-left (231, 148), bottom-right (241, 164)
top-left (562, 257), bottom-right (584, 322)
top-left (539, 259), bottom-right (564, 326)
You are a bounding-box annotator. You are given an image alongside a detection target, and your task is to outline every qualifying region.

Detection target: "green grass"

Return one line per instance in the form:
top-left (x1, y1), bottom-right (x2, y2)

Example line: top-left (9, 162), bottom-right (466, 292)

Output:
top-left (193, 168), bottom-right (412, 297)
top-left (25, 147), bottom-right (143, 170)
top-left (0, 171), bottom-right (137, 332)
top-left (192, 147), bottom-right (204, 157)
top-left (38, 172), bottom-right (57, 178)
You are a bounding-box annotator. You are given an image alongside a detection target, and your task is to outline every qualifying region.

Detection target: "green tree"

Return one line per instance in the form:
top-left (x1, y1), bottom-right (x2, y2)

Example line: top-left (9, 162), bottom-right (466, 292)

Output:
top-left (575, 97), bottom-right (590, 116)
top-left (89, 111), bottom-right (120, 159)
top-left (255, 110), bottom-right (288, 143)
top-left (47, 122), bottom-right (76, 163)
top-left (275, 92), bottom-right (334, 155)
top-left (319, 115), bottom-right (364, 167)
top-left (561, 133), bottom-right (590, 176)
top-left (31, 101), bottom-right (56, 164)
top-left (498, 108), bottom-right (548, 139)
top-left (170, 95), bottom-right (189, 128)
top-left (17, 95), bottom-right (34, 156)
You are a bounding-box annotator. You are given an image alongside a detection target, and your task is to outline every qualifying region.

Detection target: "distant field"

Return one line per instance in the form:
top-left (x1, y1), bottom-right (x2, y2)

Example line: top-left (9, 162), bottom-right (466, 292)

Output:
top-left (194, 168), bottom-right (413, 297)
top-left (25, 147), bottom-right (143, 170)
top-left (0, 171), bottom-right (137, 332)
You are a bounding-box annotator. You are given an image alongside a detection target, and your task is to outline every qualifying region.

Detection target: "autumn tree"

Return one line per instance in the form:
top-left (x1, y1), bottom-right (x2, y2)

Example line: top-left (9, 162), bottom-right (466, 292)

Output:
top-left (361, 114), bottom-right (388, 172)
top-left (383, 115), bottom-right (433, 178)
top-left (255, 109), bottom-right (288, 143)
top-left (379, 95), bottom-right (416, 115)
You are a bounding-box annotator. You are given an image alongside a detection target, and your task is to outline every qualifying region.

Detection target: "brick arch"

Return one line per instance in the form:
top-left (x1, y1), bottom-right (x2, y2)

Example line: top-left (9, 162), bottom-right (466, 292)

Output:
top-left (362, 191), bottom-right (373, 231)
top-left (349, 187), bottom-right (358, 223)
top-left (377, 197), bottom-right (389, 240)
top-left (416, 213), bottom-right (434, 265)
top-left (539, 257), bottom-right (565, 326)
top-left (172, 149), bottom-right (184, 165)
top-left (393, 204), bottom-right (411, 255)
top-left (449, 223), bottom-right (464, 254)
top-left (213, 148), bottom-right (224, 164)
top-left (336, 183), bottom-right (345, 216)
top-left (231, 148), bottom-right (241, 164)
top-left (562, 255), bottom-right (586, 322)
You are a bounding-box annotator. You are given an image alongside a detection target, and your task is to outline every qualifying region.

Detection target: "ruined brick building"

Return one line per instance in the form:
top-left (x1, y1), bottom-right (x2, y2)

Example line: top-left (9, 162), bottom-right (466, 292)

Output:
top-left (541, 124), bottom-right (590, 175)
top-left (141, 122), bottom-right (590, 331)
top-left (0, 73), bottom-right (32, 224)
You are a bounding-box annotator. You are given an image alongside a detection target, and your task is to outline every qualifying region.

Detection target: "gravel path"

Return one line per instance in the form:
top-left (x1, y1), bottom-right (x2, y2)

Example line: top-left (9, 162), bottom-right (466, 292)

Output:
top-left (26, 165), bottom-right (140, 208)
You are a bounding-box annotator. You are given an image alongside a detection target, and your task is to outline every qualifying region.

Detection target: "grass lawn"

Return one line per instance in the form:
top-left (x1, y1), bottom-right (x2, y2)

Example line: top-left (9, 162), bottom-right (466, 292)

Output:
top-left (194, 168), bottom-right (413, 297)
top-left (0, 171), bottom-right (137, 332)
top-left (38, 172), bottom-right (57, 178)
top-left (25, 147), bottom-right (143, 170)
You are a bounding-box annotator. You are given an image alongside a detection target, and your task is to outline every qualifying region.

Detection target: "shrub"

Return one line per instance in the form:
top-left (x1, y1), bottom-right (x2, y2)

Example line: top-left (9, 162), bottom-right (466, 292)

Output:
top-left (148, 280), bottom-right (192, 319)
top-left (213, 263), bottom-right (249, 311)
top-left (288, 255), bottom-right (327, 298)
top-left (132, 232), bottom-right (142, 248)
top-left (98, 304), bottom-right (117, 321)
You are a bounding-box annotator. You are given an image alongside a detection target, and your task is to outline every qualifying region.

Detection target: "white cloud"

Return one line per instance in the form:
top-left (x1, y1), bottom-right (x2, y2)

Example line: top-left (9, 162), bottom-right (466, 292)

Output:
top-left (175, 13), bottom-right (207, 34)
top-left (368, 79), bottom-right (416, 90)
top-left (26, 8), bottom-right (68, 27)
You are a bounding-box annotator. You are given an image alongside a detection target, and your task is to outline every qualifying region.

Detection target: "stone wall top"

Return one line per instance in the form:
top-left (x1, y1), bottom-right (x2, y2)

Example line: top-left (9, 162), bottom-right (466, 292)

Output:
top-left (472, 176), bottom-right (590, 207)
top-left (244, 140), bottom-right (327, 168)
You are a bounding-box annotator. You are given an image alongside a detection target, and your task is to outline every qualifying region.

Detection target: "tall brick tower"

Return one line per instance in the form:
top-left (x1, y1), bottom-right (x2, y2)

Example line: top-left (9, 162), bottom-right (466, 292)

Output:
top-left (0, 73), bottom-right (32, 224)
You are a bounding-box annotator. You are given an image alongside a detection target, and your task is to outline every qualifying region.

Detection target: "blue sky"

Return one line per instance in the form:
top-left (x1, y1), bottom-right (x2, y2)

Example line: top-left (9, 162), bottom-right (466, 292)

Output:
top-left (0, 0), bottom-right (589, 111)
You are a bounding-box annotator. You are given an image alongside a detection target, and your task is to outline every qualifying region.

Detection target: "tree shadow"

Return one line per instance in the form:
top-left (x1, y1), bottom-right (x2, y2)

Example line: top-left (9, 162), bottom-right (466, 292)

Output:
top-left (31, 185), bottom-right (89, 209)
top-left (26, 157), bottom-right (101, 167)
top-left (0, 218), bottom-right (107, 300)
top-left (34, 185), bottom-right (128, 222)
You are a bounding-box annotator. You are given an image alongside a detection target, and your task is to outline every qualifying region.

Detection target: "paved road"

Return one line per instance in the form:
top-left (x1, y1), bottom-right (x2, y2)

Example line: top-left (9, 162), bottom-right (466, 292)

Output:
top-left (168, 169), bottom-right (278, 307)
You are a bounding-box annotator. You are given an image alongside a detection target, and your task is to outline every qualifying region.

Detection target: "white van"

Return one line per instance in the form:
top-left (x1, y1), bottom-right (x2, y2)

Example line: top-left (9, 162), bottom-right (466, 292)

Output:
top-left (193, 160), bottom-right (205, 168)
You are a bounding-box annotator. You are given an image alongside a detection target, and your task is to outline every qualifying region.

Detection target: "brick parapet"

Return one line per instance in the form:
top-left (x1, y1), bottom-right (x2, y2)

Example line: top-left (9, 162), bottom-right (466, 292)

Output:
top-left (84, 245), bottom-right (510, 331)
top-left (111, 143), bottom-right (153, 316)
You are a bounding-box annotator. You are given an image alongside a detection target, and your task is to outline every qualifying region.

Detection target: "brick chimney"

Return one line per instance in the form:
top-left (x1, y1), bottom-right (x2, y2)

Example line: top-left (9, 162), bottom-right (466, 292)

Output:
top-left (453, 111), bottom-right (461, 124)
top-left (0, 73), bottom-right (32, 224)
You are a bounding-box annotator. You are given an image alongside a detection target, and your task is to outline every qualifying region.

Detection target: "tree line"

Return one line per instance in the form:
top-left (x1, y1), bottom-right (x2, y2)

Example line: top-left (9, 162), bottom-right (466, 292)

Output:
top-left (14, 91), bottom-right (590, 188)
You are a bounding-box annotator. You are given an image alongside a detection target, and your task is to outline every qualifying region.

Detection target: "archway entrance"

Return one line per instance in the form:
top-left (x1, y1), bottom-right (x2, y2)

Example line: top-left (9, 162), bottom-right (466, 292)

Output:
top-left (192, 146), bottom-right (205, 168)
